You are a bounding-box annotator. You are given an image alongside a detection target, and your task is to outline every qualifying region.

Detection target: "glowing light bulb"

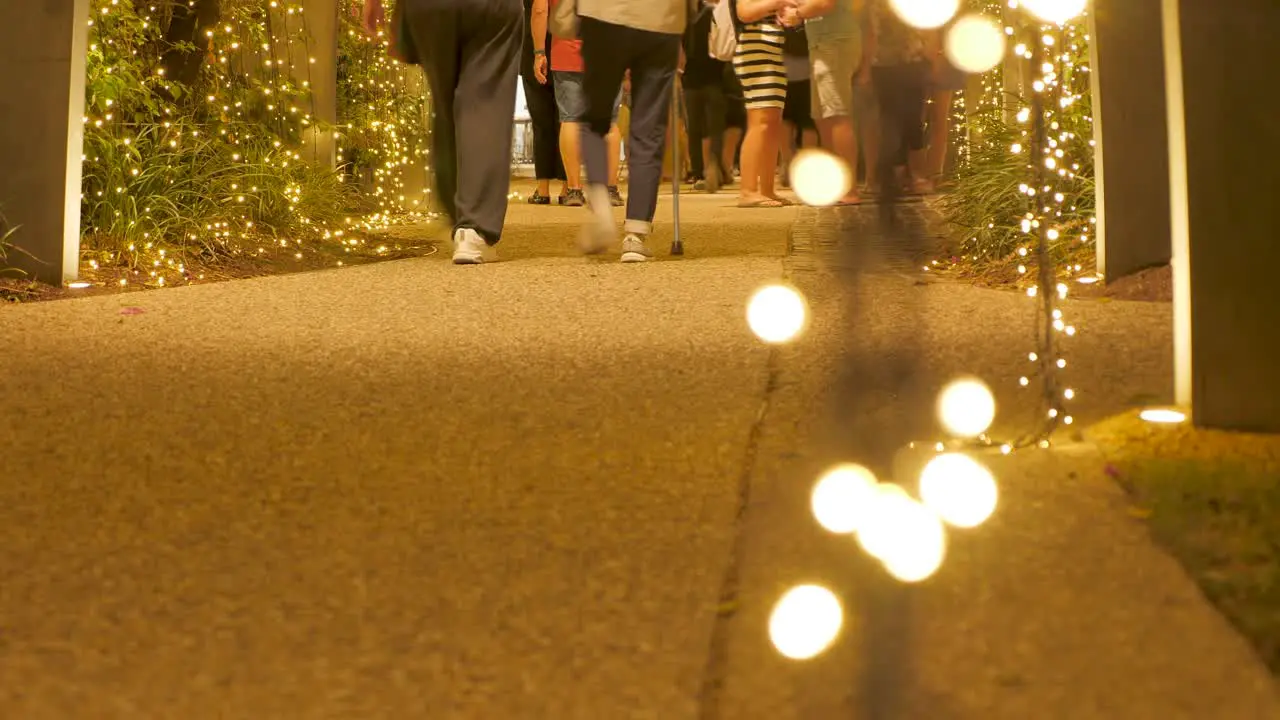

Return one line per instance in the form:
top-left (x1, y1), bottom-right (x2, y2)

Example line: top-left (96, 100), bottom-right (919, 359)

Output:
top-left (889, 0), bottom-right (960, 29)
top-left (811, 464), bottom-right (880, 534)
top-left (769, 585), bottom-right (844, 660)
top-left (945, 14), bottom-right (1006, 74)
top-left (747, 284), bottom-right (808, 344)
top-left (919, 453), bottom-right (998, 529)
top-left (937, 377), bottom-right (996, 438)
top-left (790, 149), bottom-right (852, 207)
top-left (856, 483), bottom-right (916, 561)
top-left (1022, 0), bottom-right (1087, 24)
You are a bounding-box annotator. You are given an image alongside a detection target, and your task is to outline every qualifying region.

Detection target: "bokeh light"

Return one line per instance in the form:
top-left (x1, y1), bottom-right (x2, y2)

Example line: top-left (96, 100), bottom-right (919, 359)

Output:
top-left (937, 377), bottom-right (996, 438)
top-left (880, 500), bottom-right (947, 583)
top-left (1022, 0), bottom-right (1087, 25)
top-left (855, 483), bottom-right (917, 561)
top-left (790, 149), bottom-right (853, 207)
top-left (769, 584), bottom-right (844, 660)
top-left (919, 452), bottom-right (998, 529)
top-left (889, 0), bottom-right (960, 29)
top-left (747, 284), bottom-right (809, 344)
top-left (1139, 408), bottom-right (1187, 424)
top-left (811, 463), bottom-right (880, 535)
top-left (944, 14), bottom-right (1006, 74)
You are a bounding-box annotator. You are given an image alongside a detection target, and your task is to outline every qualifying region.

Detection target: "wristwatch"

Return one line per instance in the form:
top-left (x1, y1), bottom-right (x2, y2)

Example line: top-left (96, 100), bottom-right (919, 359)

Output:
top-left (534, 49), bottom-right (546, 57)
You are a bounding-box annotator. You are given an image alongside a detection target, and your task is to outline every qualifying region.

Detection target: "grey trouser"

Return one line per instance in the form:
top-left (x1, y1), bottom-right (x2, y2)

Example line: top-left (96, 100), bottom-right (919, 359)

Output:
top-left (404, 0), bottom-right (522, 244)
top-left (578, 17), bottom-right (681, 236)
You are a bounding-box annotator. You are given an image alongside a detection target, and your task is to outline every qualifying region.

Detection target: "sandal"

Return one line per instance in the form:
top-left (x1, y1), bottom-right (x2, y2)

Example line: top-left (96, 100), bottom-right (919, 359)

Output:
top-left (738, 198), bottom-right (785, 208)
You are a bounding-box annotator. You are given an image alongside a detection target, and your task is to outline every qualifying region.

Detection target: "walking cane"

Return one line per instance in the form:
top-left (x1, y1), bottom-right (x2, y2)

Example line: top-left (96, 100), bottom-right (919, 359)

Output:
top-left (669, 74), bottom-right (684, 256)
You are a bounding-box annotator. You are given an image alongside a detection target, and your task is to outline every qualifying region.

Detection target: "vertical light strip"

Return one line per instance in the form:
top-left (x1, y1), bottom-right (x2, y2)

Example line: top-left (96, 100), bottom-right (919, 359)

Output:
top-left (1085, 8), bottom-right (1107, 278)
top-left (1160, 0), bottom-right (1193, 407)
top-left (61, 0), bottom-right (92, 282)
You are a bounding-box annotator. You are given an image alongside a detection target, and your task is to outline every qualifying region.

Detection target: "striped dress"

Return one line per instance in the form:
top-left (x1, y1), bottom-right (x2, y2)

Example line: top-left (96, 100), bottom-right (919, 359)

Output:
top-left (732, 19), bottom-right (788, 110)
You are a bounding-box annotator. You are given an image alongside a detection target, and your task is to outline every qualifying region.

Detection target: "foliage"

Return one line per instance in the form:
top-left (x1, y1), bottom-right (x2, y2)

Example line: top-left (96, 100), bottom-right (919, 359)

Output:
top-left (942, 17), bottom-right (1096, 263)
top-left (79, 0), bottom-right (425, 278)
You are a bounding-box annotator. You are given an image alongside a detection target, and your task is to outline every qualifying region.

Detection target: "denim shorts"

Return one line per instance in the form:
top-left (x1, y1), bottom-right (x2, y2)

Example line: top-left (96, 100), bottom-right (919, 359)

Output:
top-left (553, 71), bottom-right (622, 124)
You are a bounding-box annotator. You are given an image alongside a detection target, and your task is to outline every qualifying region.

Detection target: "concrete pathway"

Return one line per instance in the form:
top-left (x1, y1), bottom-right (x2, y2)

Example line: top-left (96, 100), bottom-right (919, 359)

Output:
top-left (1, 186), bottom-right (1276, 717)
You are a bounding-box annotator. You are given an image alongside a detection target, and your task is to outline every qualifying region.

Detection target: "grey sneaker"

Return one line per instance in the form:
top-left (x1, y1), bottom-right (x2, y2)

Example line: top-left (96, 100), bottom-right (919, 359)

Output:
top-left (563, 188), bottom-right (586, 207)
top-left (452, 228), bottom-right (496, 265)
top-left (620, 234), bottom-right (652, 263)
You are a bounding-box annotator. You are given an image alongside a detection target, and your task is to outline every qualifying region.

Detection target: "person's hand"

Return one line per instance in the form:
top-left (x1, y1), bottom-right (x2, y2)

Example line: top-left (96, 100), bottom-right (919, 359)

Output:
top-left (534, 54), bottom-right (549, 84)
top-left (777, 7), bottom-right (801, 27)
top-left (362, 0), bottom-right (385, 37)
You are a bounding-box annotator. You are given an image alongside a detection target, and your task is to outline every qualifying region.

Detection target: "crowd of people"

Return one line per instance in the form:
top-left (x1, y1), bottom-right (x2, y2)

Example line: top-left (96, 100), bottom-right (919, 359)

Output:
top-left (366, 0), bottom-right (964, 265)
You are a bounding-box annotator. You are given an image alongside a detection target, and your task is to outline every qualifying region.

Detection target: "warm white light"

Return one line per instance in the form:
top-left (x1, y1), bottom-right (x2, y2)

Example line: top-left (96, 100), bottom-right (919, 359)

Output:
top-left (889, 0), bottom-right (960, 29)
top-left (944, 14), bottom-right (1006, 74)
top-left (790, 149), bottom-right (852, 207)
top-left (811, 464), bottom-right (879, 535)
top-left (1140, 408), bottom-right (1187, 424)
top-left (856, 483), bottom-right (916, 560)
top-left (880, 500), bottom-right (947, 583)
top-left (1022, 0), bottom-right (1087, 24)
top-left (919, 453), bottom-right (998, 529)
top-left (769, 584), bottom-right (844, 660)
top-left (937, 377), bottom-right (996, 438)
top-left (67, 282), bottom-right (92, 289)
top-left (747, 284), bottom-right (808, 344)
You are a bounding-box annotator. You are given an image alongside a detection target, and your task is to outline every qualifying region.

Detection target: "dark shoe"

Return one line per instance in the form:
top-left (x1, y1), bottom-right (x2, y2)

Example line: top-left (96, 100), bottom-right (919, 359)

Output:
top-left (564, 188), bottom-right (586, 207)
top-left (527, 190), bottom-right (551, 205)
top-left (608, 186), bottom-right (624, 206)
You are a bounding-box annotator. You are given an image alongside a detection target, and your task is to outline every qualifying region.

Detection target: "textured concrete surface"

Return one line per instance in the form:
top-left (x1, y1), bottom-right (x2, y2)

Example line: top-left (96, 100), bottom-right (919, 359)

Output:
top-left (2, 189), bottom-right (1277, 717)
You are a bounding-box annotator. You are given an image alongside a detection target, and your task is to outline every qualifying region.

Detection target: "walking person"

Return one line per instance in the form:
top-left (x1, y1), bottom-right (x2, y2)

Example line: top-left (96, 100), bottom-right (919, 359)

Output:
top-left (531, 0), bottom-right (625, 208)
top-left (521, 0), bottom-right (567, 204)
top-left (577, 0), bottom-right (698, 262)
top-left (682, 2), bottom-right (730, 192)
top-left (366, 0), bottom-right (523, 264)
top-left (779, 24), bottom-right (818, 189)
top-left (864, 0), bottom-right (936, 195)
top-left (780, 0), bottom-right (871, 205)
top-left (731, 0), bottom-right (799, 208)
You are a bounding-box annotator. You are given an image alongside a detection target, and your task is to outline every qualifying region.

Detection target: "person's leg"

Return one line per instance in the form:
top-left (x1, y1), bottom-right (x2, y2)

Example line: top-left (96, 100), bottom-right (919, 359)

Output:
top-left (872, 64), bottom-right (908, 194)
top-left (578, 17), bottom-right (633, 252)
top-left (607, 88), bottom-right (625, 204)
top-left (703, 84), bottom-right (727, 191)
top-left (901, 61), bottom-right (931, 192)
top-left (684, 85), bottom-right (709, 182)
top-left (811, 41), bottom-right (861, 203)
top-left (613, 28), bottom-right (680, 258)
top-left (553, 72), bottom-right (586, 204)
top-left (759, 107), bottom-right (785, 200)
top-left (522, 72), bottom-right (558, 201)
top-left (404, 3), bottom-right (461, 226)
top-left (925, 88), bottom-right (953, 181)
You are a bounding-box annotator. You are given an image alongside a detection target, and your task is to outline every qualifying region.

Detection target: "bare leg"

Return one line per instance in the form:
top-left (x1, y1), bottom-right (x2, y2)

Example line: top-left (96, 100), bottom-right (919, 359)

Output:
top-left (926, 89), bottom-right (953, 179)
top-left (723, 126), bottom-right (743, 180)
top-left (739, 108), bottom-right (775, 203)
top-left (607, 123), bottom-right (622, 185)
top-left (780, 120), bottom-right (797, 187)
top-left (560, 121), bottom-right (583, 190)
top-left (817, 114), bottom-right (862, 203)
top-left (759, 108), bottom-right (785, 200)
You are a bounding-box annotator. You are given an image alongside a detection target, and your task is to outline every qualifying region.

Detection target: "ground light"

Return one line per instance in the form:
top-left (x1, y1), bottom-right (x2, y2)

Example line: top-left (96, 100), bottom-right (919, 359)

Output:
top-left (811, 463), bottom-right (879, 534)
top-left (768, 585), bottom-right (844, 660)
top-left (746, 284), bottom-right (808, 344)
top-left (1140, 408), bottom-right (1187, 424)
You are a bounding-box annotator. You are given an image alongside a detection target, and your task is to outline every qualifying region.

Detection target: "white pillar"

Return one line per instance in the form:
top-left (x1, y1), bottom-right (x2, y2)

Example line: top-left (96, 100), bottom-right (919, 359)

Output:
top-left (298, 0), bottom-right (339, 167)
top-left (0, 0), bottom-right (91, 283)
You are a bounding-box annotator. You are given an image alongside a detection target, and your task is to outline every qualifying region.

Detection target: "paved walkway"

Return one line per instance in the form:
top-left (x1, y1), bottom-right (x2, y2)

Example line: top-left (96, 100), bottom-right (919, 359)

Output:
top-left (1, 184), bottom-right (1275, 717)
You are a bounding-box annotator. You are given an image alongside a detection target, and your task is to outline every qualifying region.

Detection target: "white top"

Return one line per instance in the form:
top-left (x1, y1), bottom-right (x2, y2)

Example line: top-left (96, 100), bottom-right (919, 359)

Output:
top-left (578, 0), bottom-right (695, 36)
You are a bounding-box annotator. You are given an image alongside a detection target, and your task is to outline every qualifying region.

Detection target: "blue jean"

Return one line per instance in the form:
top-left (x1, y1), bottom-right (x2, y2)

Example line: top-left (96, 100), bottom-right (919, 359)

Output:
top-left (553, 71), bottom-right (623, 124)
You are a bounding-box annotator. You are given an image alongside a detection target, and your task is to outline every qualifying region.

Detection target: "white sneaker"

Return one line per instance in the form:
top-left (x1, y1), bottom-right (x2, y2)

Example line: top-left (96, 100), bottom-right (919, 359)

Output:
top-left (452, 228), bottom-right (495, 265)
top-left (620, 234), bottom-right (652, 263)
top-left (578, 185), bottom-right (617, 255)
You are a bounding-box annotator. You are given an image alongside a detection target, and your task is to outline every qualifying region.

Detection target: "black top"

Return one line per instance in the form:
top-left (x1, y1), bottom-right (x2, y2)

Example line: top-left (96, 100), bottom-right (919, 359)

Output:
top-left (683, 3), bottom-right (725, 89)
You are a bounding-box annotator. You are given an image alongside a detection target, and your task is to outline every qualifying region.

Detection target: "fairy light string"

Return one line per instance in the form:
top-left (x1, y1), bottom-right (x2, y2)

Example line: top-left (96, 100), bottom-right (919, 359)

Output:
top-left (80, 0), bottom-right (430, 287)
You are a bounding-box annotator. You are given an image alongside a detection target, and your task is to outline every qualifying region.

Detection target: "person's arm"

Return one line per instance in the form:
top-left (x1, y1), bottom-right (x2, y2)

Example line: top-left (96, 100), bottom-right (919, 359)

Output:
top-left (531, 0), bottom-right (549, 52)
top-left (794, 0), bottom-right (837, 19)
top-left (735, 0), bottom-right (796, 24)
